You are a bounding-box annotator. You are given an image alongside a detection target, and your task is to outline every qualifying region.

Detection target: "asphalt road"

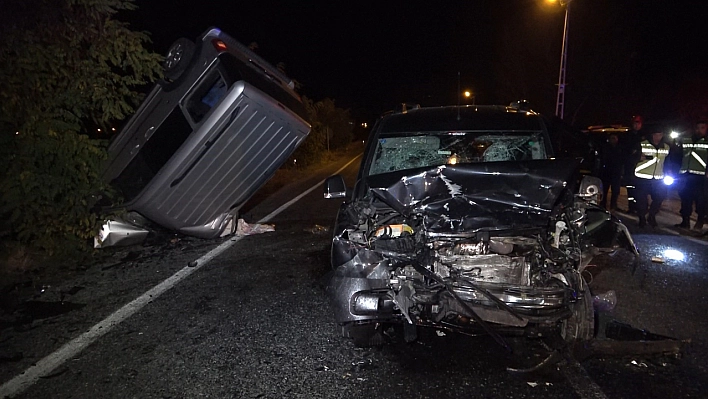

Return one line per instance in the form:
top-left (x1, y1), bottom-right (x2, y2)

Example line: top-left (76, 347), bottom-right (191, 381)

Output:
top-left (1, 154), bottom-right (707, 398)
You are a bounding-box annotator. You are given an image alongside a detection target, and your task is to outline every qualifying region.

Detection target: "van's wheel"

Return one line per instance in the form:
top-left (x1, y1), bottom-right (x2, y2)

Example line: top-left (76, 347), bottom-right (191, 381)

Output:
top-left (163, 38), bottom-right (195, 81)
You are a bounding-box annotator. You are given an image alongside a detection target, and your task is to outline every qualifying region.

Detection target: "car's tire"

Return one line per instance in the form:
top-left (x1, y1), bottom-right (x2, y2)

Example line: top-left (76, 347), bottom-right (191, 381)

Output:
top-left (342, 323), bottom-right (384, 348)
top-left (563, 287), bottom-right (595, 343)
top-left (163, 38), bottom-right (195, 81)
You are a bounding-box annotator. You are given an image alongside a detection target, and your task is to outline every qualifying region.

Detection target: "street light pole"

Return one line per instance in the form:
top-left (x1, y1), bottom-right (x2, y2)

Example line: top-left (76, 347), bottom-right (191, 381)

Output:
top-left (555, 0), bottom-right (571, 119)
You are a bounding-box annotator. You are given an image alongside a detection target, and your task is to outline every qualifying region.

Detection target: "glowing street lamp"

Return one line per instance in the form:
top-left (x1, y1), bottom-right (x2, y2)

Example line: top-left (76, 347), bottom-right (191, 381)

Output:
top-left (462, 90), bottom-right (475, 105)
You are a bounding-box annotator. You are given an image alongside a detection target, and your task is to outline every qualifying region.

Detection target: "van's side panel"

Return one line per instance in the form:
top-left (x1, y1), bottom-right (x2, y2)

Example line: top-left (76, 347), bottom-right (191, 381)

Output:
top-left (131, 82), bottom-right (309, 237)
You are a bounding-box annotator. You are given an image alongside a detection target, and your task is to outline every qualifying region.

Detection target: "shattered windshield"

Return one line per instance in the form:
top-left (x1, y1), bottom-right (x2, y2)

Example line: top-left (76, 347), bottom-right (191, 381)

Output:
top-left (368, 131), bottom-right (548, 176)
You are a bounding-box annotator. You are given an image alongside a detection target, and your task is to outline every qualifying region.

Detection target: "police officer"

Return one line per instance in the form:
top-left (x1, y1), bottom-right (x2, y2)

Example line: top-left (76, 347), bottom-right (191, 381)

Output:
top-left (676, 120), bottom-right (708, 230)
top-left (634, 130), bottom-right (670, 227)
top-left (621, 115), bottom-right (646, 213)
top-left (599, 133), bottom-right (623, 210)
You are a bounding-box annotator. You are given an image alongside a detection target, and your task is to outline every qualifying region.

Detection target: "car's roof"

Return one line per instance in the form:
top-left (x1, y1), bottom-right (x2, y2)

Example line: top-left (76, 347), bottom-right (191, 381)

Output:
top-left (377, 105), bottom-right (545, 133)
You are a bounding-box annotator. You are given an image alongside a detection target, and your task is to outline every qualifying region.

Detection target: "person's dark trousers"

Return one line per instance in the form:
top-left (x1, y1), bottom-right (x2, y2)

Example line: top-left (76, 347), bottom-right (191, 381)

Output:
top-left (636, 179), bottom-right (667, 226)
top-left (678, 174), bottom-right (706, 223)
top-left (601, 175), bottom-right (621, 210)
top-left (634, 180), bottom-right (650, 219)
top-left (648, 180), bottom-right (667, 216)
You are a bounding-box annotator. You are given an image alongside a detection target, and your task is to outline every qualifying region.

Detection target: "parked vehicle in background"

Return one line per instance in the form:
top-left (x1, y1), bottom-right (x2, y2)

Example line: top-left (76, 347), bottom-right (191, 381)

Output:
top-left (585, 125), bottom-right (630, 148)
top-left (99, 28), bottom-right (310, 242)
top-left (585, 122), bottom-right (686, 180)
top-left (323, 104), bottom-right (638, 350)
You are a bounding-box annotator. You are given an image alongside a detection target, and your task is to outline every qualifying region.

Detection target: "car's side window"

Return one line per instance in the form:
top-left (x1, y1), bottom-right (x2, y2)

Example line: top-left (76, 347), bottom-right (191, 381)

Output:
top-left (184, 70), bottom-right (228, 124)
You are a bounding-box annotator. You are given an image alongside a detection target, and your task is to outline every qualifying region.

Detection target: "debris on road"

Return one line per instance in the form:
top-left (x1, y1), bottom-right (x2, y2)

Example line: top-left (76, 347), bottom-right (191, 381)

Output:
top-left (94, 218), bottom-right (150, 248)
top-left (304, 225), bottom-right (330, 234)
top-left (592, 290), bottom-right (617, 312)
top-left (605, 320), bottom-right (677, 342)
top-left (233, 219), bottom-right (275, 236)
top-left (217, 217), bottom-right (275, 237)
top-left (574, 320), bottom-right (689, 361)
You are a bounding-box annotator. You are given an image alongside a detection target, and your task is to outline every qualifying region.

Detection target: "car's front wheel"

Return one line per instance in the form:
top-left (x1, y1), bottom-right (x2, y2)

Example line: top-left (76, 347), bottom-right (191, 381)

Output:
top-left (562, 287), bottom-right (595, 343)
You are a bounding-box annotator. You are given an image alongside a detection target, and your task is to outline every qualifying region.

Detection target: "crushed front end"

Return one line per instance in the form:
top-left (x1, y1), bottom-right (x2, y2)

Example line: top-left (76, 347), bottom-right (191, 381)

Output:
top-left (328, 161), bottom-right (637, 347)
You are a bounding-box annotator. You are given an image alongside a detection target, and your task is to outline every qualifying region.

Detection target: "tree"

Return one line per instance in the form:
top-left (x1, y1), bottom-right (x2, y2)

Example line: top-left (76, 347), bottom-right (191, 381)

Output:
top-left (289, 97), bottom-right (354, 167)
top-left (0, 0), bottom-right (162, 264)
top-left (311, 98), bottom-right (354, 151)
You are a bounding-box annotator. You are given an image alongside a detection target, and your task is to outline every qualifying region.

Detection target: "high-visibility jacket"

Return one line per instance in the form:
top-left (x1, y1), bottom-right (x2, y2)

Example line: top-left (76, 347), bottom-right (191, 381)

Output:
top-left (635, 140), bottom-right (669, 180)
top-left (679, 136), bottom-right (708, 175)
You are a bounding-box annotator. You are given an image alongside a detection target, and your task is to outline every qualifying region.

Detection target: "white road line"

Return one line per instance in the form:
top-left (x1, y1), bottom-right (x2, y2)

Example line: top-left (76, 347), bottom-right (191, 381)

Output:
top-left (0, 155), bottom-right (361, 398)
top-left (259, 154), bottom-right (360, 223)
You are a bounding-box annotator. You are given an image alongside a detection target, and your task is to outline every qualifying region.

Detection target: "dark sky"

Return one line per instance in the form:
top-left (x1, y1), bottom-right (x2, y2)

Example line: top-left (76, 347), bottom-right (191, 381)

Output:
top-left (125, 0), bottom-right (708, 128)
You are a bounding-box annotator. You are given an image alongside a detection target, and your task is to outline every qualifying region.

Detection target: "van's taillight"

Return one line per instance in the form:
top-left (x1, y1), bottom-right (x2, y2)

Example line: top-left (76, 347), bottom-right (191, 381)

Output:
top-left (212, 39), bottom-right (228, 52)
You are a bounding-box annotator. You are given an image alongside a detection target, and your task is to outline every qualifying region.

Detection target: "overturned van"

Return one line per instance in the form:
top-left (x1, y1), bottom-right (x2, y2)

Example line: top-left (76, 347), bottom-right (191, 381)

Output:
top-left (101, 28), bottom-right (311, 239)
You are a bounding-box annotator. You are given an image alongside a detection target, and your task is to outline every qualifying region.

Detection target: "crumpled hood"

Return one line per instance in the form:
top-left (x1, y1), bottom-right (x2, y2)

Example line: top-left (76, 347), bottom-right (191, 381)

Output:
top-left (366, 159), bottom-right (580, 232)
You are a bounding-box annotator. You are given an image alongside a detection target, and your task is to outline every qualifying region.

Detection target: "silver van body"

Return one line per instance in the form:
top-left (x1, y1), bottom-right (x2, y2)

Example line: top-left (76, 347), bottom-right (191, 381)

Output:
top-left (102, 28), bottom-right (310, 238)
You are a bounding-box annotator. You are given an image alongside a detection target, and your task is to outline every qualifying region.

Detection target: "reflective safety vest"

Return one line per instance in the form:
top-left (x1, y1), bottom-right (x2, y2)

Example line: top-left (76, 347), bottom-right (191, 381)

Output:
top-left (680, 136), bottom-right (708, 175)
top-left (634, 141), bottom-right (669, 180)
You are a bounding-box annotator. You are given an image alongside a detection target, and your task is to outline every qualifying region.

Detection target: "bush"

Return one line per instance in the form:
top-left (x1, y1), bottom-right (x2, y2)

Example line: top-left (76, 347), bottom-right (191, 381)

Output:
top-left (0, 0), bottom-right (162, 267)
top-left (1, 127), bottom-right (110, 258)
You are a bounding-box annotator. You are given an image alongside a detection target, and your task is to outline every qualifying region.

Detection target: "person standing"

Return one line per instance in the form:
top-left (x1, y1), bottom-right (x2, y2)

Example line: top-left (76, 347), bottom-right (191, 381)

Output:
top-left (634, 130), bottom-right (670, 227)
top-left (599, 133), bottom-right (623, 210)
top-left (675, 120), bottom-right (708, 229)
top-left (620, 115), bottom-right (646, 213)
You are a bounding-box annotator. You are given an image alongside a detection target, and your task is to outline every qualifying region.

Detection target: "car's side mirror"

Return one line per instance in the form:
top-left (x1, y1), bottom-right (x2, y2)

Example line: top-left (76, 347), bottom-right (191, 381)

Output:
top-left (324, 175), bottom-right (347, 199)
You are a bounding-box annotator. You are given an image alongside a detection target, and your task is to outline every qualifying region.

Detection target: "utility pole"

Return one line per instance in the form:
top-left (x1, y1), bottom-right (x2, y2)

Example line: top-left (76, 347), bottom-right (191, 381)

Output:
top-left (555, 1), bottom-right (571, 119)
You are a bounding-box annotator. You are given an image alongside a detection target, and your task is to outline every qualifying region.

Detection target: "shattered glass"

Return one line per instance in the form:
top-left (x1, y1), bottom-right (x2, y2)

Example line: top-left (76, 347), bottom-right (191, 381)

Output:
top-left (369, 136), bottom-right (446, 175)
top-left (368, 132), bottom-right (547, 176)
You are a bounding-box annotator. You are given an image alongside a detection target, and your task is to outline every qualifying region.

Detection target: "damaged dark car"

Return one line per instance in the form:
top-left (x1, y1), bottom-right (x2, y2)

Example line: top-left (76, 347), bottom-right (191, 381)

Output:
top-left (324, 104), bottom-right (638, 349)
